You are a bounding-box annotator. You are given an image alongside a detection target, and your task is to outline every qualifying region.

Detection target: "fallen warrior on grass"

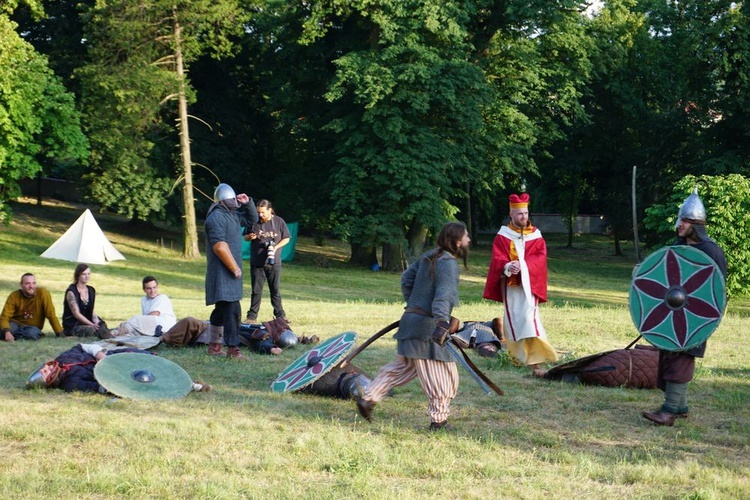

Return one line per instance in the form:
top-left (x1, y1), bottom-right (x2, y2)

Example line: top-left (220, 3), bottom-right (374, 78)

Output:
top-left (26, 343), bottom-right (212, 395)
top-left (159, 316), bottom-right (319, 356)
top-left (238, 317), bottom-right (319, 355)
top-left (449, 318), bottom-right (504, 359)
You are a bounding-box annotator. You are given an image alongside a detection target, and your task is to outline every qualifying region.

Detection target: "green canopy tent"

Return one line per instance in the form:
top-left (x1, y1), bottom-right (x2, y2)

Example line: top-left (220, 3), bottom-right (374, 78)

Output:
top-left (241, 222), bottom-right (298, 263)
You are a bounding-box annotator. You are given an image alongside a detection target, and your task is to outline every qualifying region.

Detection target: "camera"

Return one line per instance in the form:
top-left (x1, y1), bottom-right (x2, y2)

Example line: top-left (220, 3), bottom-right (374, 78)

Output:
top-left (266, 243), bottom-right (276, 265)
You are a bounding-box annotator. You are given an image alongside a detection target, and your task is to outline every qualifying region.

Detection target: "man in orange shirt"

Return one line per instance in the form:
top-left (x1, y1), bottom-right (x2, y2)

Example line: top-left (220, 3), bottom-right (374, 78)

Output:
top-left (1, 273), bottom-right (63, 341)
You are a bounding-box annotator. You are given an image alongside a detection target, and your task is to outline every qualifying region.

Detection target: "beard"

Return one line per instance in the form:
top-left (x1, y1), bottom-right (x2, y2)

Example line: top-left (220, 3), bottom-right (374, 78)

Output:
top-left (677, 225), bottom-right (697, 241)
top-left (454, 244), bottom-right (469, 267)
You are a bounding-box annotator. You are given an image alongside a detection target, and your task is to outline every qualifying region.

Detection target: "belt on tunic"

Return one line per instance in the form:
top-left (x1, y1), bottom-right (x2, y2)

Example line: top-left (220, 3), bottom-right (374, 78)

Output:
top-left (404, 307), bottom-right (504, 396)
top-left (403, 307), bottom-right (461, 334)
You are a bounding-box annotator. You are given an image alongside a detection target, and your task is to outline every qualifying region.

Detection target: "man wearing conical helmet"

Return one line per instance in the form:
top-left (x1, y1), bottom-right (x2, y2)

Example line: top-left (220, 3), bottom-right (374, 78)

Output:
top-left (642, 186), bottom-right (728, 426)
top-left (204, 183), bottom-right (258, 361)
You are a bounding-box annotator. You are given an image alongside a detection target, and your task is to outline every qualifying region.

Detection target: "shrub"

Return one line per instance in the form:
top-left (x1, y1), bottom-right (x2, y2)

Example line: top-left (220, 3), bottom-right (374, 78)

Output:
top-left (644, 174), bottom-right (750, 297)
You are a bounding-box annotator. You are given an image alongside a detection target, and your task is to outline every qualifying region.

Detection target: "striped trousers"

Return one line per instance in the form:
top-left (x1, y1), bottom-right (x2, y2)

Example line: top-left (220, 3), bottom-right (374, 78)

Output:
top-left (364, 355), bottom-right (459, 424)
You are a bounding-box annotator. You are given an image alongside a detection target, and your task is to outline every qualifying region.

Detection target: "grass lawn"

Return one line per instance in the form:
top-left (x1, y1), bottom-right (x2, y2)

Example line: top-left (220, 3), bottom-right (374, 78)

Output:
top-left (1, 199), bottom-right (748, 499)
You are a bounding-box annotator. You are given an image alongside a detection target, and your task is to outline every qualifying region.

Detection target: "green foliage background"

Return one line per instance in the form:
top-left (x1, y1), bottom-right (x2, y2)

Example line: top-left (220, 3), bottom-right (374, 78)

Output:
top-left (0, 14), bottom-right (88, 223)
top-left (643, 174), bottom-right (750, 297)
top-left (5, 0), bottom-right (750, 271)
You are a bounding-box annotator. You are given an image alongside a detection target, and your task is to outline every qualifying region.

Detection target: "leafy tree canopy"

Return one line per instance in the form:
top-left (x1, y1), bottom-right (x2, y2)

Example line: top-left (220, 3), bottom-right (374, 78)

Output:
top-left (76, 0), bottom-right (247, 225)
top-left (319, 1), bottom-right (500, 250)
top-left (0, 13), bottom-right (88, 222)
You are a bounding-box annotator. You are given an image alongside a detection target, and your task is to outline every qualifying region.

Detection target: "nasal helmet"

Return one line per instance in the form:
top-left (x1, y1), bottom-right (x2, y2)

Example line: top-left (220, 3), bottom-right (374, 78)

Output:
top-left (674, 186), bottom-right (706, 228)
top-left (26, 361), bottom-right (61, 389)
top-left (214, 183), bottom-right (238, 209)
top-left (276, 330), bottom-right (298, 349)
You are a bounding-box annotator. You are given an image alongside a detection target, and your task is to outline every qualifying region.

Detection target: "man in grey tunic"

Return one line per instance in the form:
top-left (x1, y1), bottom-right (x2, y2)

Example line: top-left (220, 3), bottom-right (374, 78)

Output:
top-left (205, 183), bottom-right (258, 360)
top-left (356, 222), bottom-right (471, 431)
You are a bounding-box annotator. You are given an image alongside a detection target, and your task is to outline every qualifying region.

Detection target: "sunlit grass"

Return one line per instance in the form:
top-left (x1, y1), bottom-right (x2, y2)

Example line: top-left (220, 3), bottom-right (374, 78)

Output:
top-left (0, 199), bottom-right (748, 498)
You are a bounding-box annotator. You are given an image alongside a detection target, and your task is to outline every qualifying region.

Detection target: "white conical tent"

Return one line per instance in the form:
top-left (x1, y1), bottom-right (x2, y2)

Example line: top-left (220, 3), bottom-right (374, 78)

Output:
top-left (40, 209), bottom-right (125, 265)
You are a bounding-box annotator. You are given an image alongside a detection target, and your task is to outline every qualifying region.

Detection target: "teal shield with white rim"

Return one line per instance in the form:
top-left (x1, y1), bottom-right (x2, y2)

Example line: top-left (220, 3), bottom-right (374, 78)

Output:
top-left (271, 332), bottom-right (357, 393)
top-left (94, 352), bottom-right (192, 400)
top-left (629, 245), bottom-right (726, 351)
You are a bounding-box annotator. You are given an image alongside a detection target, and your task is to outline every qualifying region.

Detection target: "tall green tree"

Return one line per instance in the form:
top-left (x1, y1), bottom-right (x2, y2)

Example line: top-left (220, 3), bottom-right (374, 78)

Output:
top-left (303, 1), bottom-right (499, 268)
top-left (696, 1), bottom-right (750, 175)
top-left (570, 0), bottom-right (747, 257)
top-left (0, 8), bottom-right (88, 222)
top-left (189, 0), bottom-right (345, 239)
top-left (482, 0), bottom-right (595, 240)
top-left (77, 0), bottom-right (247, 257)
top-left (11, 0), bottom-right (92, 94)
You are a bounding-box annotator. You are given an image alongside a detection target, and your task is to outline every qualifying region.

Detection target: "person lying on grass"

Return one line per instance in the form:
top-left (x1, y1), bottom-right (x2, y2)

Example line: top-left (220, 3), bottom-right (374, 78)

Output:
top-left (25, 343), bottom-right (211, 394)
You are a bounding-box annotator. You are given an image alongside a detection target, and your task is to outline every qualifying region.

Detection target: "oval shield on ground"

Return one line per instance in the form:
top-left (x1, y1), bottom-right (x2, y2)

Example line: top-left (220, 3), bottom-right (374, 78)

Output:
top-left (271, 332), bottom-right (357, 393)
top-left (629, 245), bottom-right (726, 351)
top-left (94, 352), bottom-right (192, 400)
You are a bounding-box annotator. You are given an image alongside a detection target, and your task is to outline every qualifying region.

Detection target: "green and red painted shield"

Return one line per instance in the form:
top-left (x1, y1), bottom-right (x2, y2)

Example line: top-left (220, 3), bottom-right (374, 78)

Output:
top-left (629, 245), bottom-right (726, 351)
top-left (271, 332), bottom-right (357, 393)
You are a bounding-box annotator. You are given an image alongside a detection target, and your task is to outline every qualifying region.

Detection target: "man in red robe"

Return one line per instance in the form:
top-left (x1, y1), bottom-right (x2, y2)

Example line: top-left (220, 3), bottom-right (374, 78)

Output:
top-left (483, 193), bottom-right (557, 376)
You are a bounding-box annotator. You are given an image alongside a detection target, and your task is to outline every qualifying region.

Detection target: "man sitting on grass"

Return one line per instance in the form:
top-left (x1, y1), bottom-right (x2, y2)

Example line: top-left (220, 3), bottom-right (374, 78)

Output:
top-left (109, 276), bottom-right (177, 337)
top-left (1, 273), bottom-right (63, 341)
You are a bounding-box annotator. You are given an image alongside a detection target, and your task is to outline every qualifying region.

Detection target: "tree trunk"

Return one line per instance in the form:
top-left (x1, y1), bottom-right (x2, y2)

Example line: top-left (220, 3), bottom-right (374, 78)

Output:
top-left (381, 242), bottom-right (405, 272)
top-left (464, 183), bottom-right (473, 246)
top-left (613, 230), bottom-right (622, 256)
top-left (36, 172), bottom-right (42, 206)
top-left (350, 243), bottom-right (377, 268)
top-left (566, 184), bottom-right (577, 248)
top-left (566, 206), bottom-right (575, 249)
top-left (174, 9), bottom-right (200, 259)
top-left (405, 220), bottom-right (428, 265)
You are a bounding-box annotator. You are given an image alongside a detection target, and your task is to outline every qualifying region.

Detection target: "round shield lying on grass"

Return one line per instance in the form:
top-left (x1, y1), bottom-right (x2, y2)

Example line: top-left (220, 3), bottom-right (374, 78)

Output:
top-left (629, 245), bottom-right (726, 352)
top-left (271, 332), bottom-right (357, 393)
top-left (94, 352), bottom-right (192, 400)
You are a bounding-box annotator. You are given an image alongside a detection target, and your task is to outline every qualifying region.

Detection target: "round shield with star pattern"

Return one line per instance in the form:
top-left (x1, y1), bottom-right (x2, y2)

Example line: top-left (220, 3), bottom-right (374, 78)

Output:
top-left (629, 245), bottom-right (726, 351)
top-left (271, 332), bottom-right (357, 393)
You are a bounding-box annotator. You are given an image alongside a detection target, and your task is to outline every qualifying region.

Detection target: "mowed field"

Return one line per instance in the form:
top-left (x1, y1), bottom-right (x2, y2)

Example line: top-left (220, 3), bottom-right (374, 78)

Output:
top-left (1, 199), bottom-right (748, 499)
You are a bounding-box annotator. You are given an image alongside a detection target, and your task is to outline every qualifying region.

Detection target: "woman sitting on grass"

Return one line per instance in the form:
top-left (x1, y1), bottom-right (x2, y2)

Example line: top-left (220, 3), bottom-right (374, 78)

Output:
top-left (62, 263), bottom-right (110, 338)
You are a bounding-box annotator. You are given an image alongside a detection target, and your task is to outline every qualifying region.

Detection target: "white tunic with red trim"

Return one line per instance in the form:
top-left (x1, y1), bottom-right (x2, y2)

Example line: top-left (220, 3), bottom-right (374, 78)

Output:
top-left (483, 223), bottom-right (557, 365)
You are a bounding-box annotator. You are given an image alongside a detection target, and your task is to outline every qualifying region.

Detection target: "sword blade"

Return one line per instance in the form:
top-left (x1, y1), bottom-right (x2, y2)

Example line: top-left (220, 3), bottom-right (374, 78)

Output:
top-left (444, 341), bottom-right (492, 395)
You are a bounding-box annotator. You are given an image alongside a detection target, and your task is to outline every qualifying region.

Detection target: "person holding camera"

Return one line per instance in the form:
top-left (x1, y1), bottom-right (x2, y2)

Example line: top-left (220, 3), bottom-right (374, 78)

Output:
top-left (243, 199), bottom-right (291, 323)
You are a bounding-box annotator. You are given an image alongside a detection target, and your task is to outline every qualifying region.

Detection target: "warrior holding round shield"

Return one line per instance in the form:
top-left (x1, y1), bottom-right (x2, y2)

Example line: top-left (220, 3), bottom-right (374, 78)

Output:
top-left (638, 187), bottom-right (727, 426)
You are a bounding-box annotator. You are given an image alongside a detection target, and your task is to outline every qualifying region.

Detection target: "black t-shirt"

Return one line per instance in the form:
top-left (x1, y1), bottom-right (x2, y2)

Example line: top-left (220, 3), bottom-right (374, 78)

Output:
top-left (248, 215), bottom-right (291, 267)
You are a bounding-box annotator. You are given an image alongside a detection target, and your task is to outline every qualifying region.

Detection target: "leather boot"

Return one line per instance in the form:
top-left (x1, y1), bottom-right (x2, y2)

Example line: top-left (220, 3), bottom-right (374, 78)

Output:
top-left (208, 325), bottom-right (225, 356)
top-left (429, 420), bottom-right (453, 432)
top-left (642, 410), bottom-right (677, 426)
top-left (207, 342), bottom-right (226, 356)
top-left (226, 346), bottom-right (250, 361)
top-left (356, 398), bottom-right (375, 422)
